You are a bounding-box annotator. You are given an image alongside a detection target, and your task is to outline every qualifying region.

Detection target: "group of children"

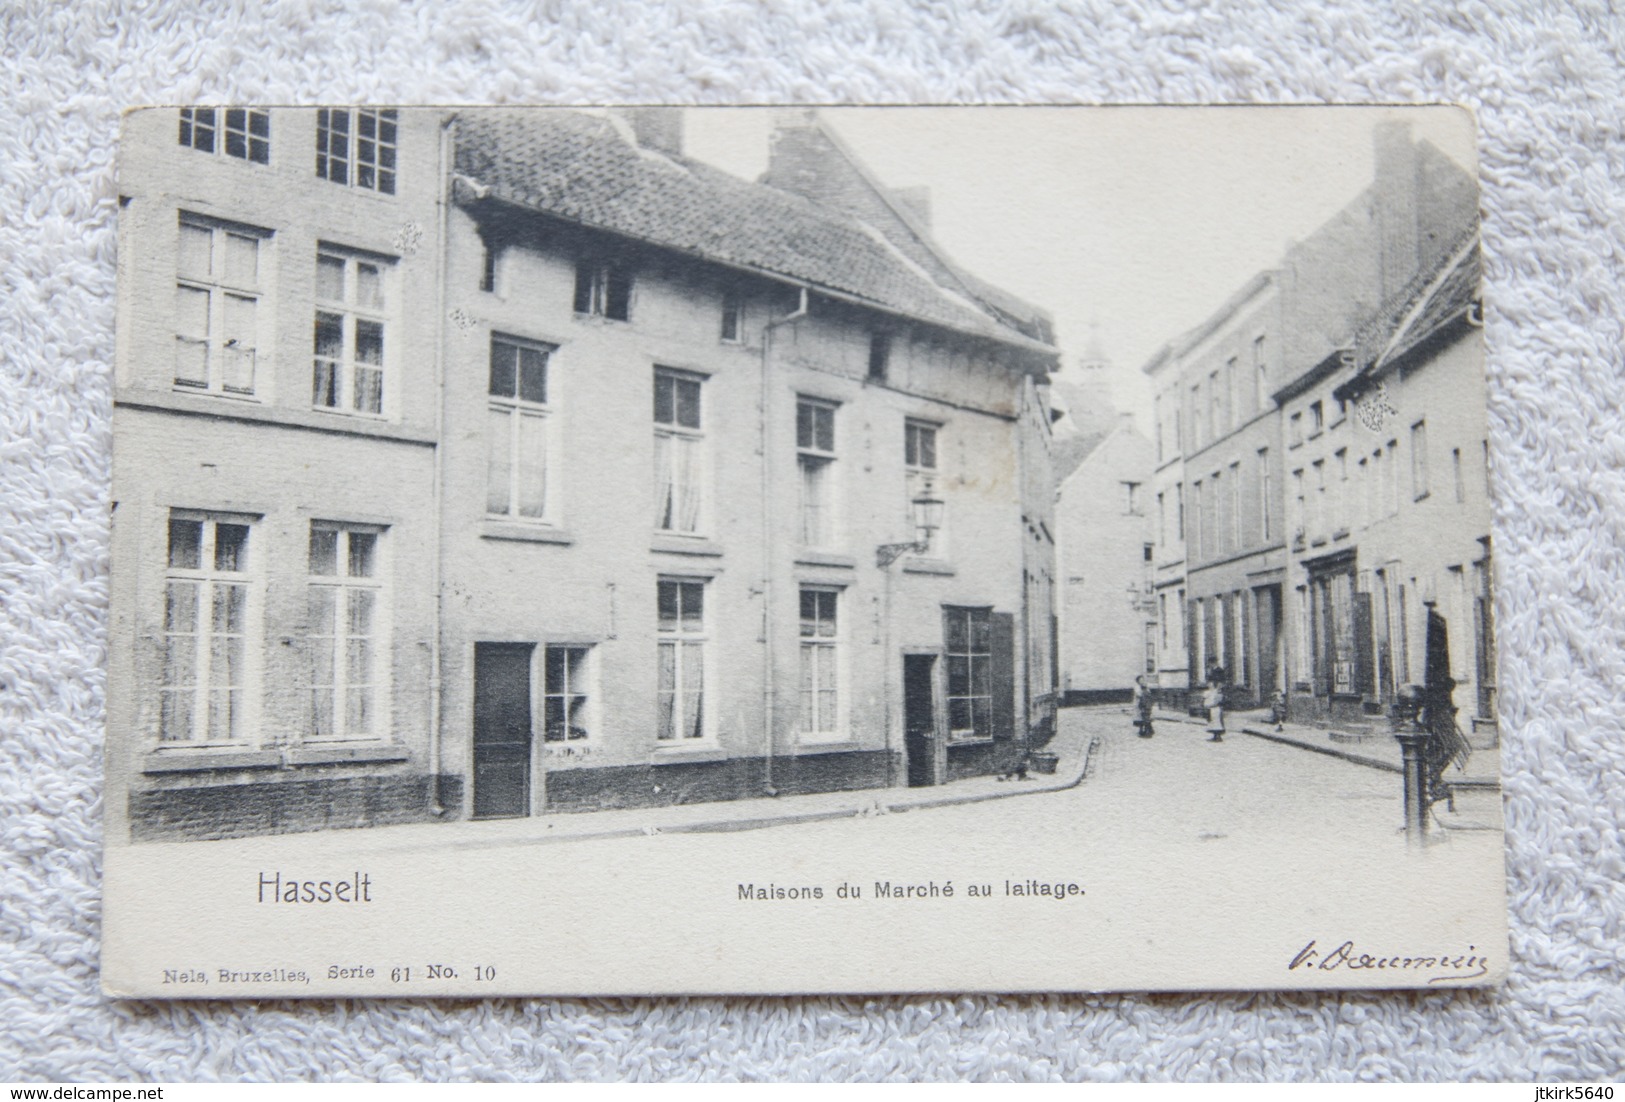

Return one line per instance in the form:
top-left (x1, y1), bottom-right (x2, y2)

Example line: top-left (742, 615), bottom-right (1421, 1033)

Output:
top-left (1132, 670), bottom-right (1229, 742)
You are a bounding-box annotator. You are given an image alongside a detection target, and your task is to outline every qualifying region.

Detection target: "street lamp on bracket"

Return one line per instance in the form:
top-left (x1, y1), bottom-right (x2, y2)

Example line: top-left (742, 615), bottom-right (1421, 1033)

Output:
top-left (876, 480), bottom-right (946, 567)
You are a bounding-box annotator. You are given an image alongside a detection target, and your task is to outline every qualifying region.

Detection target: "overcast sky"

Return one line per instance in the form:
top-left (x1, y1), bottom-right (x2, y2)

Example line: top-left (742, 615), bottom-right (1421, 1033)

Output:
top-left (684, 106), bottom-right (1476, 428)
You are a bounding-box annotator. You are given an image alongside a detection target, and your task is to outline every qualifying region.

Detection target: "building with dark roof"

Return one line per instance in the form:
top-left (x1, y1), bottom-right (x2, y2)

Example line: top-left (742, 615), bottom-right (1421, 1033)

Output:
top-left (1298, 232), bottom-right (1493, 740)
top-left (108, 107), bottom-right (1063, 841)
top-left (1140, 118), bottom-right (1483, 730)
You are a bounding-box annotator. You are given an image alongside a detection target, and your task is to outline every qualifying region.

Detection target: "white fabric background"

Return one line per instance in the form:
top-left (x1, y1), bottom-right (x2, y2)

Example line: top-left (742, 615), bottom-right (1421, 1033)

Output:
top-left (2, 0), bottom-right (1621, 1082)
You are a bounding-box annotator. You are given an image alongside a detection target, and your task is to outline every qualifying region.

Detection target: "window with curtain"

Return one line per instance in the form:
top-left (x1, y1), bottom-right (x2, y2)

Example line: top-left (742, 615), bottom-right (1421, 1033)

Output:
top-left (654, 368), bottom-right (705, 534)
top-left (487, 336), bottom-right (555, 520)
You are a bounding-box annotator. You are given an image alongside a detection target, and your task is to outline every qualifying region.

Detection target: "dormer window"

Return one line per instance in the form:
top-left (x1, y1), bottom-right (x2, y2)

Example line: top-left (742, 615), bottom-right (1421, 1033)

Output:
top-left (868, 332), bottom-right (891, 382)
top-left (720, 289), bottom-right (743, 343)
top-left (574, 259), bottom-right (631, 321)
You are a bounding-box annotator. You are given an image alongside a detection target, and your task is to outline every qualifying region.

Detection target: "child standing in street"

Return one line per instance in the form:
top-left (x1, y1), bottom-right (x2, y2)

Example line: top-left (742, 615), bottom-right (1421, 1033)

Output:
top-left (1133, 675), bottom-right (1154, 738)
top-left (1204, 672), bottom-right (1226, 742)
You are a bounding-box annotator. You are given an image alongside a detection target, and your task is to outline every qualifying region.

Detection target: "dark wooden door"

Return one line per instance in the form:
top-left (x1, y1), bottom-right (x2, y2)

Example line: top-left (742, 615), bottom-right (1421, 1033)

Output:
top-left (1255, 584), bottom-right (1281, 698)
top-left (472, 643), bottom-right (533, 820)
top-left (903, 654), bottom-right (936, 787)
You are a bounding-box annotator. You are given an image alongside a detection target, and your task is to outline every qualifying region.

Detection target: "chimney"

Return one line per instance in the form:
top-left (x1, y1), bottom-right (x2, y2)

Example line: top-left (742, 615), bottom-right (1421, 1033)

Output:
top-left (891, 186), bottom-right (932, 229)
top-left (619, 108), bottom-right (684, 157)
top-left (763, 109), bottom-right (834, 202)
top-left (1374, 120), bottom-right (1419, 300)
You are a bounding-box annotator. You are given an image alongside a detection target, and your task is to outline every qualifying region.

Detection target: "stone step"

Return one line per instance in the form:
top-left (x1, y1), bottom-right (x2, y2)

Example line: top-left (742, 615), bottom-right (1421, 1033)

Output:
top-left (1434, 779), bottom-right (1503, 829)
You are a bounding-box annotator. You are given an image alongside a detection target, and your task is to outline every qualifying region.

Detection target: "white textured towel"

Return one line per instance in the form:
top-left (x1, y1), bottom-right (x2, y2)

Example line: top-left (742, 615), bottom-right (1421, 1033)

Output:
top-left (2, 0), bottom-right (1621, 1081)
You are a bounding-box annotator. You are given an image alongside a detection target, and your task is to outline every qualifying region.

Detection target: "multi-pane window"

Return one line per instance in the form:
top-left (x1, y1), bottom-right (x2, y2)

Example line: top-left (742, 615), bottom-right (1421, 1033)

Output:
top-left (313, 247), bottom-right (390, 415)
top-left (1411, 420), bottom-right (1429, 499)
top-left (160, 515), bottom-right (253, 744)
top-left (904, 419), bottom-right (942, 553)
top-left (1309, 400), bottom-right (1324, 435)
top-left (720, 289), bottom-right (743, 343)
top-left (654, 368), bottom-right (705, 533)
top-left (905, 420), bottom-right (937, 469)
top-left (487, 336), bottom-right (554, 520)
top-left (574, 259), bottom-right (631, 320)
top-left (175, 216), bottom-right (266, 395)
top-left (543, 646), bottom-right (592, 742)
top-left (1289, 411), bottom-right (1304, 447)
top-left (315, 108), bottom-right (397, 194)
top-left (797, 398), bottom-right (838, 547)
top-left (945, 606), bottom-right (993, 741)
top-left (179, 108), bottom-right (270, 163)
top-left (656, 579), bottom-right (706, 741)
top-left (307, 525), bottom-right (381, 740)
top-left (798, 588), bottom-right (841, 740)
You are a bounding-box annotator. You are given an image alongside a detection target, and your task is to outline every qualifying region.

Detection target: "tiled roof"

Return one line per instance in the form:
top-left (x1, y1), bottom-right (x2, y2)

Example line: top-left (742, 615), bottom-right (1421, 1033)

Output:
top-left (1354, 232), bottom-right (1481, 375)
top-left (451, 110), bottom-right (1056, 355)
top-left (1052, 430), bottom-right (1109, 484)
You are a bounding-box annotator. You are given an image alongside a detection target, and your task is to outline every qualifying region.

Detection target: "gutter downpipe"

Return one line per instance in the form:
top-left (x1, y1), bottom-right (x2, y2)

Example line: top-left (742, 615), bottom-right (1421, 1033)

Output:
top-left (427, 117), bottom-right (454, 817)
top-left (760, 286), bottom-right (810, 797)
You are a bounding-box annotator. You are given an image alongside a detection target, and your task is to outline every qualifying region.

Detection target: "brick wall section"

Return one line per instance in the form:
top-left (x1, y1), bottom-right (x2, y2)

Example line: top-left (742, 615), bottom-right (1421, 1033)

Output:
top-left (130, 775), bottom-right (462, 843)
top-left (538, 751), bottom-right (895, 813)
top-left (943, 739), bottom-right (1024, 782)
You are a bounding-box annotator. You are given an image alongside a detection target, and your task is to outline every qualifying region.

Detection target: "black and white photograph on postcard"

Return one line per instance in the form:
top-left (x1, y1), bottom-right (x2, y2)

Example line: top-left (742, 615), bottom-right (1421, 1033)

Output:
top-left (101, 106), bottom-right (1506, 998)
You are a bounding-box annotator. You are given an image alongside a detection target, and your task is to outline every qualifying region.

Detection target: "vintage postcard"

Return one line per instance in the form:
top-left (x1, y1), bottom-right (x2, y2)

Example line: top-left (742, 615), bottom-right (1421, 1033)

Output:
top-left (101, 105), bottom-right (1505, 996)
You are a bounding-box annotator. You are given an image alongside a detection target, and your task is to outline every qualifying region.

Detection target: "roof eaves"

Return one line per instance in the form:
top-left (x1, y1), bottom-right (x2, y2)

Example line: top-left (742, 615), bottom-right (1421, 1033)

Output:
top-left (1333, 232), bottom-right (1481, 399)
top-left (459, 183), bottom-right (1060, 363)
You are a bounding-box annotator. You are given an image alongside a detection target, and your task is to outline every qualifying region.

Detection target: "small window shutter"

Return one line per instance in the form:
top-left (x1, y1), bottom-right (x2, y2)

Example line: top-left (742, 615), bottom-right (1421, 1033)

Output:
top-left (991, 612), bottom-right (1016, 740)
top-left (606, 267), bottom-right (632, 320)
top-left (572, 261), bottom-right (593, 314)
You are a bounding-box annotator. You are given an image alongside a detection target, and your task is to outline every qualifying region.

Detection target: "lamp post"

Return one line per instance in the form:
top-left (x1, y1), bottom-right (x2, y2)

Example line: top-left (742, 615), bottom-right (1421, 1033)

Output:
top-left (877, 480), bottom-right (945, 567)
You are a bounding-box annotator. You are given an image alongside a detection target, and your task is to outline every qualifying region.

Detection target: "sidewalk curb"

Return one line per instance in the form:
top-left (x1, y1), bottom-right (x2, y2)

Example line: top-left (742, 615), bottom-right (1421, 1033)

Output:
top-left (1151, 709), bottom-right (1405, 774)
top-left (577, 735), bottom-right (1100, 840)
top-left (428, 736), bottom-right (1104, 853)
top-left (1239, 726), bottom-right (1402, 773)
